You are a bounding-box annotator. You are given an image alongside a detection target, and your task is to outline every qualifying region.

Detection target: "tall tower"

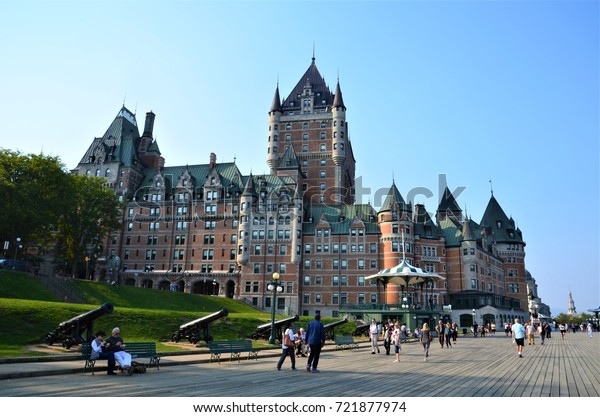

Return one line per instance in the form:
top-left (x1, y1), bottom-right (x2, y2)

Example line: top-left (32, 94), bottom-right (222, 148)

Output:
top-left (567, 290), bottom-right (577, 315)
top-left (268, 57), bottom-right (356, 205)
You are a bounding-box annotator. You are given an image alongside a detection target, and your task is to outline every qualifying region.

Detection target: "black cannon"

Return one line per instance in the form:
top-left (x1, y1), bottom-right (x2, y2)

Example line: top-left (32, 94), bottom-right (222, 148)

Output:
top-left (353, 322), bottom-right (377, 337)
top-left (46, 302), bottom-right (114, 349)
top-left (171, 308), bottom-right (229, 344)
top-left (252, 315), bottom-right (300, 343)
top-left (324, 318), bottom-right (348, 341)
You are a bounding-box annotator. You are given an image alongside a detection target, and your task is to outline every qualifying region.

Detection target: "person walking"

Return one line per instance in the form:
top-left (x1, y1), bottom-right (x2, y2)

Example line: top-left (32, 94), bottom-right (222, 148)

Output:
top-left (511, 318), bottom-right (526, 358)
top-left (436, 320), bottom-right (445, 348)
top-left (451, 322), bottom-right (458, 343)
top-left (382, 323), bottom-right (392, 355)
top-left (305, 313), bottom-right (326, 373)
top-left (369, 319), bottom-right (380, 354)
top-left (539, 323), bottom-right (547, 345)
top-left (526, 322), bottom-right (535, 345)
top-left (392, 322), bottom-right (401, 363)
top-left (559, 323), bottom-right (566, 340)
top-left (587, 322), bottom-right (593, 338)
top-left (420, 322), bottom-right (431, 362)
top-left (276, 323), bottom-right (296, 371)
top-left (444, 322), bottom-right (453, 348)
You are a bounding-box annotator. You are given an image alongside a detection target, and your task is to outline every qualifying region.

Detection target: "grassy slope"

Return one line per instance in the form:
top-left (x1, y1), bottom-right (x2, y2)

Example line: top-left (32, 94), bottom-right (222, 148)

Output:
top-left (0, 271), bottom-right (357, 358)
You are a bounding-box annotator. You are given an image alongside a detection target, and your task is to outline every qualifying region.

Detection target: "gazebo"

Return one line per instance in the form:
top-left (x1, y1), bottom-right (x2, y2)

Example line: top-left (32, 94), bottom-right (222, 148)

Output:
top-left (365, 259), bottom-right (445, 305)
top-left (588, 306), bottom-right (600, 331)
top-left (361, 258), bottom-right (446, 331)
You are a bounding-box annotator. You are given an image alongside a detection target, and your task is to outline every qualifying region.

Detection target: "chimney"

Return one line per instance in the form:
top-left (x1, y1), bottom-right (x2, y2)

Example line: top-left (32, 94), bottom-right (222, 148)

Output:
top-left (143, 111), bottom-right (155, 137)
top-left (209, 152), bottom-right (217, 168)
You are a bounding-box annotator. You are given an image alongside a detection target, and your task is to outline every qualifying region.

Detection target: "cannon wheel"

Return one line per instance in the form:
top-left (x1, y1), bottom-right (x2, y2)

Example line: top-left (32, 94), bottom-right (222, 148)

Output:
top-left (172, 334), bottom-right (181, 343)
top-left (46, 335), bottom-right (55, 346)
top-left (188, 335), bottom-right (199, 345)
top-left (62, 337), bottom-right (76, 349)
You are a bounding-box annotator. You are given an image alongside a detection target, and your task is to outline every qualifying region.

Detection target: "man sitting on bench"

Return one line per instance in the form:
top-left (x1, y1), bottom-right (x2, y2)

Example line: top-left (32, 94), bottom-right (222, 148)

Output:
top-left (91, 330), bottom-right (117, 375)
top-left (106, 327), bottom-right (132, 374)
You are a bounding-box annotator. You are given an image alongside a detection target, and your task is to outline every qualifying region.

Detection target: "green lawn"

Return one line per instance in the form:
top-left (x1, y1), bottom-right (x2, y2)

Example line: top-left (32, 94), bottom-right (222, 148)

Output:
top-left (0, 271), bottom-right (357, 358)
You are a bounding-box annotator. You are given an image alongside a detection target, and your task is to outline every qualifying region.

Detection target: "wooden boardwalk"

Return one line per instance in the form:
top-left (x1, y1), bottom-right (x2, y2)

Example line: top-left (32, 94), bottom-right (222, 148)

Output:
top-left (0, 331), bottom-right (598, 397)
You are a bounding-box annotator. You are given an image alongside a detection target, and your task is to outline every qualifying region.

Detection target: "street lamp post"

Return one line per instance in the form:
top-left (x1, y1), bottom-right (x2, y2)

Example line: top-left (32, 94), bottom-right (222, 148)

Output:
top-left (13, 237), bottom-right (21, 262)
top-left (472, 309), bottom-right (476, 337)
top-left (268, 272), bottom-right (282, 344)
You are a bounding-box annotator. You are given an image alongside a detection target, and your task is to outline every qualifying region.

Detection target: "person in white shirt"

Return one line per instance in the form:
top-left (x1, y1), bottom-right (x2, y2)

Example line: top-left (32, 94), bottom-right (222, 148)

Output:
top-left (392, 323), bottom-right (401, 363)
top-left (369, 319), bottom-right (380, 354)
top-left (277, 323), bottom-right (296, 371)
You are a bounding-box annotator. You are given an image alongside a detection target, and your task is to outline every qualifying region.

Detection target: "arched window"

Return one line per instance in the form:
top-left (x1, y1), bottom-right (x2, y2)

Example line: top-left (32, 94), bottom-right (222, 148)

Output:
top-left (105, 168), bottom-right (111, 177)
top-left (95, 169), bottom-right (101, 177)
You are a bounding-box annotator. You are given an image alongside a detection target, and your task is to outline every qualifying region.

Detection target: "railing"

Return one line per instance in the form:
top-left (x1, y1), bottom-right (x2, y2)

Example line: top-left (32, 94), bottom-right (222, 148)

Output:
top-left (36, 274), bottom-right (85, 304)
top-left (340, 303), bottom-right (443, 312)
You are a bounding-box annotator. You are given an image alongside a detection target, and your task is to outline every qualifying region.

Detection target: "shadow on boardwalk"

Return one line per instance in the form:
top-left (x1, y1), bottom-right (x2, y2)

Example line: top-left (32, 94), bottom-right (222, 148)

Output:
top-left (0, 332), bottom-right (598, 397)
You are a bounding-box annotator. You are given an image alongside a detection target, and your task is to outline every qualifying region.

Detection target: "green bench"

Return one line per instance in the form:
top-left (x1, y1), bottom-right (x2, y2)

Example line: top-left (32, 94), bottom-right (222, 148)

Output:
top-left (81, 342), bottom-right (161, 374)
top-left (335, 335), bottom-right (359, 350)
top-left (208, 339), bottom-right (258, 363)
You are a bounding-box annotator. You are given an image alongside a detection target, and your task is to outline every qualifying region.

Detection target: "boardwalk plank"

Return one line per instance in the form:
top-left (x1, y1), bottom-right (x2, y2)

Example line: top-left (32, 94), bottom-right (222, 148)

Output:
top-left (0, 332), bottom-right (598, 397)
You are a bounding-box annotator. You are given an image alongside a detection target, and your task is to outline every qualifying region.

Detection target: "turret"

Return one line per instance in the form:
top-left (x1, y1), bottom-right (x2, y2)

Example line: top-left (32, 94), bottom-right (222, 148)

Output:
top-left (237, 174), bottom-right (256, 265)
top-left (331, 81), bottom-right (346, 166)
top-left (267, 85), bottom-right (282, 172)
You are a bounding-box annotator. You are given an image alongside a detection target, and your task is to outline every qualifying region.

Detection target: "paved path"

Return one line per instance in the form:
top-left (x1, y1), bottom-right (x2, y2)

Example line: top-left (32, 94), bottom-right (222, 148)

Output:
top-left (0, 332), bottom-right (598, 397)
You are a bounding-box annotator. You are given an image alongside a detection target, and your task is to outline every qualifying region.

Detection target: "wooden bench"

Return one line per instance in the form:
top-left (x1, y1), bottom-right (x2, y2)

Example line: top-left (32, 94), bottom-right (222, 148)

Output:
top-left (335, 335), bottom-right (359, 350)
top-left (81, 342), bottom-right (161, 374)
top-left (208, 339), bottom-right (258, 363)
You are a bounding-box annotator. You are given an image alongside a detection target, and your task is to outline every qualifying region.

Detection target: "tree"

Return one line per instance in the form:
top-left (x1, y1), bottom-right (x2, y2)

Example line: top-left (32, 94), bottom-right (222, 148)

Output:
top-left (0, 149), bottom-right (70, 258)
top-left (55, 175), bottom-right (123, 277)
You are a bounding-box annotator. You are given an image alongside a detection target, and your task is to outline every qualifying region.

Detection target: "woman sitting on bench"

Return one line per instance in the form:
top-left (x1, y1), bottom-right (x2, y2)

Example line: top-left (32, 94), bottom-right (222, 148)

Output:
top-left (106, 327), bottom-right (132, 374)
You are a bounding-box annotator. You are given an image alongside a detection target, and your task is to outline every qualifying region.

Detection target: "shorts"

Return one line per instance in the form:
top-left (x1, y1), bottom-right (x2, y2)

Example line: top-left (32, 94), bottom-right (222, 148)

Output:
top-left (394, 344), bottom-right (400, 353)
top-left (515, 337), bottom-right (525, 346)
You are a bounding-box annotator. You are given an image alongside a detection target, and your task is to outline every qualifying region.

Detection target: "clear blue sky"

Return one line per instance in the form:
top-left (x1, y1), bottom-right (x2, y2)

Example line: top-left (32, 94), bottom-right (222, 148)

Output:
top-left (1, 1), bottom-right (598, 315)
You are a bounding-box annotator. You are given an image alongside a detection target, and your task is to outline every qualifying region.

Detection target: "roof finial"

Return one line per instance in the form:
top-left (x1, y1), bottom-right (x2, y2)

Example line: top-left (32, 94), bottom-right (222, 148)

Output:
top-left (123, 93), bottom-right (126, 108)
top-left (312, 41), bottom-right (315, 62)
top-left (489, 178), bottom-right (494, 196)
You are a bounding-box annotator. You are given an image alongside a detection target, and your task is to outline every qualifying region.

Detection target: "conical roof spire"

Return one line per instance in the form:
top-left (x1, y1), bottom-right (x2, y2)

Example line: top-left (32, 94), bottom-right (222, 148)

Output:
top-left (332, 80), bottom-right (346, 110)
top-left (242, 173), bottom-right (257, 197)
top-left (270, 84), bottom-right (282, 112)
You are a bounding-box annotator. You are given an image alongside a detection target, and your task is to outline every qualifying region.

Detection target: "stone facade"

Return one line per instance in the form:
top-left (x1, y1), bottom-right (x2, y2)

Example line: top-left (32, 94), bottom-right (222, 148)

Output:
top-left (73, 57), bottom-right (540, 323)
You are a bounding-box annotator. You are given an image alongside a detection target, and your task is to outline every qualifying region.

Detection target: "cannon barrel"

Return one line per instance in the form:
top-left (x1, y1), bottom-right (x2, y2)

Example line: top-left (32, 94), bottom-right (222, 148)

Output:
top-left (253, 315), bottom-right (300, 342)
top-left (46, 302), bottom-right (114, 349)
top-left (353, 322), bottom-right (371, 337)
top-left (324, 318), bottom-right (348, 340)
top-left (171, 308), bottom-right (228, 344)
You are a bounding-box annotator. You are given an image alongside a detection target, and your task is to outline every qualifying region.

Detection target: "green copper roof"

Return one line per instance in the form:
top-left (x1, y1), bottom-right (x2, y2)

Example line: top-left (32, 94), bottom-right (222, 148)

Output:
top-left (480, 195), bottom-right (524, 244)
top-left (379, 182), bottom-right (409, 213)
top-left (303, 204), bottom-right (379, 235)
top-left (437, 217), bottom-right (463, 247)
top-left (78, 106), bottom-right (140, 167)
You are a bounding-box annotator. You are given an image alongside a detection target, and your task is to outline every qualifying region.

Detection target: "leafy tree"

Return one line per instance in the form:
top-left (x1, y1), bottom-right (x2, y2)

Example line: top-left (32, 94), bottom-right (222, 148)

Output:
top-left (0, 149), bottom-right (69, 258)
top-left (55, 174), bottom-right (123, 277)
top-left (552, 312), bottom-right (592, 325)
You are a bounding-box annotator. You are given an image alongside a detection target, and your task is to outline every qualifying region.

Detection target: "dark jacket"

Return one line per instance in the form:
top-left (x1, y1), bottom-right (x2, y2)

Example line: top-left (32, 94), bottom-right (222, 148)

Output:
top-left (306, 318), bottom-right (326, 346)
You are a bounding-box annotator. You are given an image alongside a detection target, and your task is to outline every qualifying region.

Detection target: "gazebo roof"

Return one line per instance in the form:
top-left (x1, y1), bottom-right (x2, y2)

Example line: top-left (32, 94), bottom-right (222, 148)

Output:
top-left (365, 259), bottom-right (444, 286)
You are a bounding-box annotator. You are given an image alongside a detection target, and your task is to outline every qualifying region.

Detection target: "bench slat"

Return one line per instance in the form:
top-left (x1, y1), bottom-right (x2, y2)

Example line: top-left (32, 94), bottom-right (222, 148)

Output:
top-left (208, 340), bottom-right (258, 363)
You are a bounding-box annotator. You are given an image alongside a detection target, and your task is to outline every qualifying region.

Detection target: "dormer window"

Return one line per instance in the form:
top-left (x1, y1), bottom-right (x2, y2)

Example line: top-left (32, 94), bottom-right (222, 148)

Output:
top-left (497, 221), bottom-right (502, 228)
top-left (156, 181), bottom-right (161, 187)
